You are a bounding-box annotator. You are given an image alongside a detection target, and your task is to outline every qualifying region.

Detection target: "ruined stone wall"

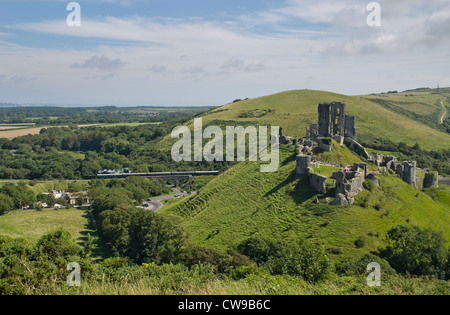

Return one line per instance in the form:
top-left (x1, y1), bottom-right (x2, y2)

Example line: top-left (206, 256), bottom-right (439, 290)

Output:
top-left (330, 102), bottom-right (346, 137)
top-left (344, 115), bottom-right (357, 140)
top-left (318, 103), bottom-right (331, 137)
top-left (310, 173), bottom-right (327, 194)
top-left (402, 161), bottom-right (417, 189)
top-left (423, 172), bottom-right (439, 189)
top-left (296, 155), bottom-right (312, 178)
top-left (332, 169), bottom-right (365, 205)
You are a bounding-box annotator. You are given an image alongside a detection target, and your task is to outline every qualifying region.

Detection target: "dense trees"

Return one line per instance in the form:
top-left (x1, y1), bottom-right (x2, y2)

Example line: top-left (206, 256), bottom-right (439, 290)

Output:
top-left (0, 117), bottom-right (233, 180)
top-left (237, 236), bottom-right (332, 283)
top-left (0, 106), bottom-right (210, 125)
top-left (0, 182), bottom-right (35, 210)
top-left (0, 194), bottom-right (14, 215)
top-left (0, 229), bottom-right (92, 294)
top-left (379, 225), bottom-right (449, 280)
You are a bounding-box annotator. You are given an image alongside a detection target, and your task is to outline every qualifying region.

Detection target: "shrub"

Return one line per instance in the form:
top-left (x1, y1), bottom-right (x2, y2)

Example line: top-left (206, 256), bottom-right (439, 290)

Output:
top-left (229, 265), bottom-right (268, 280)
top-left (335, 253), bottom-right (397, 277)
top-left (363, 180), bottom-right (376, 192)
top-left (354, 236), bottom-right (366, 248)
top-left (180, 244), bottom-right (254, 274)
top-left (237, 236), bottom-right (272, 264)
top-left (263, 242), bottom-right (331, 283)
top-left (378, 225), bottom-right (449, 280)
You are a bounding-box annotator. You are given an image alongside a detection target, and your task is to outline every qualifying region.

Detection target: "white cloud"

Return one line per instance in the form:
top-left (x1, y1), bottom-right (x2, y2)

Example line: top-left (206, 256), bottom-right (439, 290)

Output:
top-left (1, 1), bottom-right (450, 105)
top-left (71, 55), bottom-right (126, 70)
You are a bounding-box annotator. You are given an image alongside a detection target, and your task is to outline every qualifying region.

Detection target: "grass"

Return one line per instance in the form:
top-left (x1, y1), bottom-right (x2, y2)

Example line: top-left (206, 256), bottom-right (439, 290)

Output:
top-left (43, 265), bottom-right (450, 295)
top-left (362, 91), bottom-right (448, 128)
top-left (0, 208), bottom-right (92, 244)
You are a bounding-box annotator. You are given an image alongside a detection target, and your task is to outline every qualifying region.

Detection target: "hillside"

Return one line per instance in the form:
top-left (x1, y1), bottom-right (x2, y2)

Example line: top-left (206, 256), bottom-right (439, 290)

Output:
top-left (161, 144), bottom-right (450, 259)
top-left (158, 89), bottom-right (449, 152)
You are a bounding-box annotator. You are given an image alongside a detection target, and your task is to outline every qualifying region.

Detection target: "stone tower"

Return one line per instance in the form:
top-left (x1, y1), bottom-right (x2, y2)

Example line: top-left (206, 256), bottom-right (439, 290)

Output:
top-left (296, 155), bottom-right (312, 178)
top-left (318, 103), bottom-right (331, 137)
top-left (317, 102), bottom-right (356, 140)
top-left (402, 161), bottom-right (417, 188)
top-left (423, 172), bottom-right (439, 189)
top-left (330, 102), bottom-right (346, 137)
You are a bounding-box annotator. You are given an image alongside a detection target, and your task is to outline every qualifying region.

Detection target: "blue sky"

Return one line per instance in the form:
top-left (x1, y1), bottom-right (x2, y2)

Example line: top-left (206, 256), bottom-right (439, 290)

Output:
top-left (0, 0), bottom-right (449, 106)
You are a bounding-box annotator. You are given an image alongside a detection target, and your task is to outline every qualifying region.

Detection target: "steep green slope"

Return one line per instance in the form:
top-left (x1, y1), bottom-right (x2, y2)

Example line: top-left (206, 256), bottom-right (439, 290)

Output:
top-left (361, 90), bottom-right (449, 133)
top-left (162, 145), bottom-right (450, 259)
top-left (158, 89), bottom-right (449, 152)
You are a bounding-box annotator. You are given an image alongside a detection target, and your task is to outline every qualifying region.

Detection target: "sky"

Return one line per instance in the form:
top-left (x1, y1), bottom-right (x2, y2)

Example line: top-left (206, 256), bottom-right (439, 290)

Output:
top-left (0, 0), bottom-right (449, 107)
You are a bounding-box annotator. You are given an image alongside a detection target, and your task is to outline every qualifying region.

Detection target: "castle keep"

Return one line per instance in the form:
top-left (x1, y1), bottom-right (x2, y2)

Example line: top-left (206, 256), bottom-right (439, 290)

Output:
top-left (310, 102), bottom-right (357, 141)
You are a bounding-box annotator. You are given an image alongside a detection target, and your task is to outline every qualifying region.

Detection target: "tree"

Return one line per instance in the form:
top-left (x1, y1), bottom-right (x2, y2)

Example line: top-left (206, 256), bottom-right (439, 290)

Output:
top-left (0, 183), bottom-right (36, 209)
top-left (98, 208), bottom-right (134, 255)
top-left (379, 225), bottom-right (448, 279)
top-left (127, 211), bottom-right (187, 264)
top-left (263, 241), bottom-right (331, 283)
top-left (237, 236), bottom-right (272, 264)
top-left (0, 193), bottom-right (14, 215)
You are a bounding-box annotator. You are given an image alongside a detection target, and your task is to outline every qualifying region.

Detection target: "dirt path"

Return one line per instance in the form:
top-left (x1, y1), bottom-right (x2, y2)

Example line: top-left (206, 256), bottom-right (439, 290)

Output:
top-left (439, 98), bottom-right (447, 124)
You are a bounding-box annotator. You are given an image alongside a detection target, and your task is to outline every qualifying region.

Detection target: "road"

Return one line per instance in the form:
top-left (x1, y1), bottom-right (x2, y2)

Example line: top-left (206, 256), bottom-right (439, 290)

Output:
top-left (143, 187), bottom-right (190, 212)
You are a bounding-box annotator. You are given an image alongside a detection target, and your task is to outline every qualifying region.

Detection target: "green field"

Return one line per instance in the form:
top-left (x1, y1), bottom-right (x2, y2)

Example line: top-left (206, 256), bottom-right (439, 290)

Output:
top-left (0, 209), bottom-right (92, 243)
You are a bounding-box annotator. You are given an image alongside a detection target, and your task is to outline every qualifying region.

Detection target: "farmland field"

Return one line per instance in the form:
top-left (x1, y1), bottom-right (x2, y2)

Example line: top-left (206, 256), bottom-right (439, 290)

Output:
top-left (0, 127), bottom-right (44, 139)
top-left (0, 208), bottom-right (93, 244)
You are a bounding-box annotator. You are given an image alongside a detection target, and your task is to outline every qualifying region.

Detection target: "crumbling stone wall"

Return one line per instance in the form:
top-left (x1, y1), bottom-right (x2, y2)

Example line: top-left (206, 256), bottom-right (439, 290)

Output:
top-left (310, 173), bottom-right (327, 194)
top-left (318, 103), bottom-right (331, 138)
top-left (332, 169), bottom-right (365, 205)
top-left (423, 172), bottom-right (439, 189)
top-left (316, 102), bottom-right (357, 141)
top-left (402, 161), bottom-right (417, 189)
top-left (296, 155), bottom-right (312, 178)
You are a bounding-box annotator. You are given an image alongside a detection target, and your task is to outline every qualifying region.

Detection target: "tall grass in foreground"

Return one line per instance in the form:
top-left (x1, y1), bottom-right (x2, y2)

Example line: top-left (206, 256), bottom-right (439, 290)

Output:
top-left (36, 263), bottom-right (450, 295)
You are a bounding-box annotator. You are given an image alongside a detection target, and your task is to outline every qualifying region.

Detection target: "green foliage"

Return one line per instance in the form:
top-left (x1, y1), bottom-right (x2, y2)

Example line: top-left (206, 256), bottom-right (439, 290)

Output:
top-left (0, 230), bottom-right (91, 295)
top-left (378, 225), bottom-right (449, 280)
top-left (179, 243), bottom-right (254, 274)
top-left (0, 193), bottom-right (14, 215)
top-left (263, 241), bottom-right (332, 283)
top-left (237, 236), bottom-right (274, 265)
top-left (354, 236), bottom-right (366, 248)
top-left (335, 253), bottom-right (397, 277)
top-left (0, 182), bottom-right (36, 209)
top-left (363, 179), bottom-right (376, 192)
top-left (127, 211), bottom-right (187, 265)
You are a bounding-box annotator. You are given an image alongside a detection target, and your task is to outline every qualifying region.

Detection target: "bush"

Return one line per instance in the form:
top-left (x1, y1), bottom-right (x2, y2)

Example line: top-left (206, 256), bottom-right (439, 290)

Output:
top-left (263, 242), bottom-right (331, 283)
top-left (335, 253), bottom-right (397, 277)
top-left (378, 225), bottom-right (449, 280)
top-left (0, 230), bottom-right (93, 295)
top-left (180, 244), bottom-right (254, 274)
top-left (237, 236), bottom-right (272, 264)
top-left (229, 265), bottom-right (268, 280)
top-left (354, 236), bottom-right (366, 248)
top-left (363, 180), bottom-right (376, 192)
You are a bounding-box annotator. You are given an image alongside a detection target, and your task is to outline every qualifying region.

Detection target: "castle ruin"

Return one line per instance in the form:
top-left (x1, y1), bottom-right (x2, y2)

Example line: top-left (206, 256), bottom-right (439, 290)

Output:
top-left (312, 102), bottom-right (357, 141)
top-left (290, 102), bottom-right (438, 206)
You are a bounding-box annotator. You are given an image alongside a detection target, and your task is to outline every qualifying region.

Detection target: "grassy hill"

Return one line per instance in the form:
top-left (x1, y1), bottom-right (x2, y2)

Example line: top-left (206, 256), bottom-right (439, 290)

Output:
top-left (161, 144), bottom-right (450, 260)
top-left (158, 89), bottom-right (449, 152)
